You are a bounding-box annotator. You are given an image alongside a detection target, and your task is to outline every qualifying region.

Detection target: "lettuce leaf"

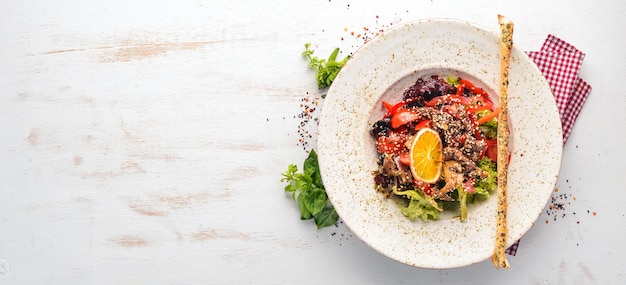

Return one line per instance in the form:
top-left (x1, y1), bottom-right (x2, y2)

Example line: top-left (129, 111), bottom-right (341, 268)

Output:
top-left (469, 157), bottom-right (498, 203)
top-left (393, 188), bottom-right (443, 221)
top-left (444, 75), bottom-right (460, 87)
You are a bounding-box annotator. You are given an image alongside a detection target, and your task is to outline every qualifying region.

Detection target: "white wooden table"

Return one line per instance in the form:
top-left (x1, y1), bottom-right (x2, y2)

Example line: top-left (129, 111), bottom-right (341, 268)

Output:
top-left (1, 1), bottom-right (625, 284)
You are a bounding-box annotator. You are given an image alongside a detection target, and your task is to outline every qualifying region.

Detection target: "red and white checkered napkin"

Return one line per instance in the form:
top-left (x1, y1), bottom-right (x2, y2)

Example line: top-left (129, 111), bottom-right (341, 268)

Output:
top-left (505, 35), bottom-right (592, 256)
top-left (526, 34), bottom-right (592, 144)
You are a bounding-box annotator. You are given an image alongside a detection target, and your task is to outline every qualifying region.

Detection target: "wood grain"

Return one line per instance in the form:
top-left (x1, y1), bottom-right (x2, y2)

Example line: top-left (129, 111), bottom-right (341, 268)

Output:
top-left (0, 0), bottom-right (622, 284)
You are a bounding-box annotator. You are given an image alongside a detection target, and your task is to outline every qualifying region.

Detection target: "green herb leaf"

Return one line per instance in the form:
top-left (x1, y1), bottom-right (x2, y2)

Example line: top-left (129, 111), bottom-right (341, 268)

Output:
top-left (445, 75), bottom-right (460, 87)
top-left (281, 150), bottom-right (338, 229)
top-left (303, 150), bottom-right (323, 188)
top-left (281, 164), bottom-right (299, 199)
top-left (297, 192), bottom-right (313, 220)
top-left (302, 43), bottom-right (350, 89)
top-left (280, 164), bottom-right (297, 183)
top-left (313, 203), bottom-right (339, 229)
top-left (458, 186), bottom-right (468, 222)
top-left (302, 187), bottom-right (327, 216)
top-left (469, 157), bottom-right (498, 203)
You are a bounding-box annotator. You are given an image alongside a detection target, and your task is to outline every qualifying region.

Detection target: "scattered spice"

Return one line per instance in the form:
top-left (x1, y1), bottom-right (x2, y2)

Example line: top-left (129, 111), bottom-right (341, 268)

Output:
top-left (343, 15), bottom-right (400, 46)
top-left (295, 94), bottom-right (322, 151)
top-left (329, 220), bottom-right (353, 244)
top-left (545, 188), bottom-right (572, 222)
top-left (543, 184), bottom-right (597, 226)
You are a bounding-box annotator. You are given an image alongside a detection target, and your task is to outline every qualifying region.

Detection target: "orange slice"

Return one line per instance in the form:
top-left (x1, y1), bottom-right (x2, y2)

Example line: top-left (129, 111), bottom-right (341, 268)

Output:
top-left (409, 128), bottom-right (443, 183)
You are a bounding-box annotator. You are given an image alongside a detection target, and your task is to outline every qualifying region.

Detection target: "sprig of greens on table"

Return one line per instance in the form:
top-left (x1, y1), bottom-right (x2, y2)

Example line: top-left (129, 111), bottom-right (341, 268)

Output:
top-left (280, 44), bottom-right (349, 229)
top-left (302, 43), bottom-right (350, 89)
top-left (281, 150), bottom-right (339, 228)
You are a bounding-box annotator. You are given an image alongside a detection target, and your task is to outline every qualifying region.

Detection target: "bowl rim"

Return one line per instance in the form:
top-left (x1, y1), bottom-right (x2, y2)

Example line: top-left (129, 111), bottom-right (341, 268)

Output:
top-left (317, 18), bottom-right (563, 268)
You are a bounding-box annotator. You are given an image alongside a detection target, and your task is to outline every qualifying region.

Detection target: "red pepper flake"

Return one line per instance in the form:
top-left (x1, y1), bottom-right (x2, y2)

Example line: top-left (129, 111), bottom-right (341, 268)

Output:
top-left (295, 94), bottom-right (322, 151)
top-left (544, 188), bottom-right (573, 223)
top-left (341, 16), bottom-right (398, 47)
top-left (593, 211), bottom-right (597, 216)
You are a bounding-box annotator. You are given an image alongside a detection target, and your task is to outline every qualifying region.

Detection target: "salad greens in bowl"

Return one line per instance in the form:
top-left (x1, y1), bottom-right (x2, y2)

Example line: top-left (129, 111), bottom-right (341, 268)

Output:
top-left (317, 19), bottom-right (562, 268)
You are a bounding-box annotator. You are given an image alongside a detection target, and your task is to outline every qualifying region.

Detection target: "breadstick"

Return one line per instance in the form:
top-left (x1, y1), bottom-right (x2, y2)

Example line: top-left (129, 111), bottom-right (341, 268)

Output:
top-left (491, 14), bottom-right (513, 269)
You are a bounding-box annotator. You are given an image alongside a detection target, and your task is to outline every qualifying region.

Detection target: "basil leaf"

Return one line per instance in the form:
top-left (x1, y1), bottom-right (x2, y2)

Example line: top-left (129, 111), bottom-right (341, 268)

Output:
top-left (302, 43), bottom-right (350, 89)
top-left (282, 148), bottom-right (338, 229)
top-left (327, 47), bottom-right (340, 62)
top-left (303, 187), bottom-right (327, 216)
top-left (297, 192), bottom-right (313, 220)
top-left (314, 203), bottom-right (339, 229)
top-left (303, 150), bottom-right (323, 188)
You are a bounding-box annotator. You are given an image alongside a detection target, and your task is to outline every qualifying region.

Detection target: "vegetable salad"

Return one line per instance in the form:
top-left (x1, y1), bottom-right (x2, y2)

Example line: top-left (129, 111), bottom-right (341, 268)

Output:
top-left (371, 75), bottom-right (499, 222)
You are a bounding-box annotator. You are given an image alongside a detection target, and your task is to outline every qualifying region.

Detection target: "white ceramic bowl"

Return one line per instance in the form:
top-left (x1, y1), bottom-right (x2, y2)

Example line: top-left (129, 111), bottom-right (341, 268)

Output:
top-left (317, 18), bottom-right (562, 268)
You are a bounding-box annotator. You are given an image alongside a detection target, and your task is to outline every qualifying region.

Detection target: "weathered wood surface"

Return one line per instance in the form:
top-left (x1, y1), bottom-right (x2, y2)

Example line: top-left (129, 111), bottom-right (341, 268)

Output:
top-left (1, 0), bottom-right (624, 284)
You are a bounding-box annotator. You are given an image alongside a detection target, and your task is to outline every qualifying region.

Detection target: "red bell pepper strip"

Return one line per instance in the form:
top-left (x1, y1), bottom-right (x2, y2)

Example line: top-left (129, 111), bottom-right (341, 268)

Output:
top-left (382, 101), bottom-right (394, 112)
top-left (481, 139), bottom-right (497, 161)
top-left (459, 78), bottom-right (494, 108)
top-left (383, 97), bottom-right (419, 118)
top-left (472, 127), bottom-right (483, 141)
top-left (480, 94), bottom-right (494, 108)
top-left (464, 108), bottom-right (482, 140)
top-left (414, 119), bottom-right (431, 131)
top-left (459, 78), bottom-right (475, 88)
top-left (460, 79), bottom-right (489, 97)
top-left (391, 108), bottom-right (420, 128)
top-left (456, 83), bottom-right (465, 96)
top-left (425, 94), bottom-right (473, 107)
top-left (466, 105), bottom-right (492, 113)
